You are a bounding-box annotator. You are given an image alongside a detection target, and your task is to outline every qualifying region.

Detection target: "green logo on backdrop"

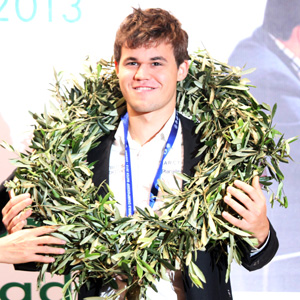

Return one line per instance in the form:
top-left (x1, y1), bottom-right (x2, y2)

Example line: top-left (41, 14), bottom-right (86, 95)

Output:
top-left (0, 274), bottom-right (70, 300)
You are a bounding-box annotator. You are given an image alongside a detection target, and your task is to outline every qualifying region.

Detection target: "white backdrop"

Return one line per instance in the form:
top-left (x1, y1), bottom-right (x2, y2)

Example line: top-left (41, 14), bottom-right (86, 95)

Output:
top-left (2, 1), bottom-right (299, 299)
top-left (0, 0), bottom-right (267, 184)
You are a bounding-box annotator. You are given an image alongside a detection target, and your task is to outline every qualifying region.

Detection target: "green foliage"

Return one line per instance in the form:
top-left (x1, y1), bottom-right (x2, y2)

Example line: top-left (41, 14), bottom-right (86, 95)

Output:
top-left (1, 51), bottom-right (294, 299)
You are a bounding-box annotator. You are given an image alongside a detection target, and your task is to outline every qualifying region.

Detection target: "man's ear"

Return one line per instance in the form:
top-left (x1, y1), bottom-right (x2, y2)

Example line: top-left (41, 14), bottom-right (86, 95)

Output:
top-left (115, 60), bottom-right (119, 77)
top-left (177, 60), bottom-right (189, 82)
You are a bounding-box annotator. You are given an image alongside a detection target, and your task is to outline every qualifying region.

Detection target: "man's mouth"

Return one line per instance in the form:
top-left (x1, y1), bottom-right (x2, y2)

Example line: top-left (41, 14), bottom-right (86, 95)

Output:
top-left (133, 87), bottom-right (155, 91)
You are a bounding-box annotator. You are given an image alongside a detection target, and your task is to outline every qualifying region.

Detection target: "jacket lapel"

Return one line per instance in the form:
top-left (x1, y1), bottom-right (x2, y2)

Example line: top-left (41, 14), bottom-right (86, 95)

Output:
top-left (180, 114), bottom-right (204, 177)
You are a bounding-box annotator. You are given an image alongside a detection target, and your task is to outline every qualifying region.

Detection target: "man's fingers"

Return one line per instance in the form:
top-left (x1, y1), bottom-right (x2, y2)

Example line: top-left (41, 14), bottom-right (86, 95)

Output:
top-left (31, 255), bottom-right (56, 264)
top-left (8, 189), bottom-right (15, 199)
top-left (222, 211), bottom-right (243, 228)
top-left (36, 236), bottom-right (67, 246)
top-left (0, 226), bottom-right (66, 264)
top-left (252, 176), bottom-right (264, 198)
top-left (2, 196), bottom-right (32, 220)
top-left (31, 226), bottom-right (59, 236)
top-left (231, 178), bottom-right (263, 205)
top-left (232, 180), bottom-right (255, 196)
top-left (10, 219), bottom-right (27, 233)
top-left (224, 195), bottom-right (250, 219)
top-left (30, 226), bottom-right (67, 246)
top-left (2, 199), bottom-right (32, 233)
top-left (223, 176), bottom-right (269, 244)
top-left (3, 193), bottom-right (31, 215)
top-left (36, 245), bottom-right (66, 255)
top-left (226, 185), bottom-right (254, 211)
top-left (6, 209), bottom-right (32, 233)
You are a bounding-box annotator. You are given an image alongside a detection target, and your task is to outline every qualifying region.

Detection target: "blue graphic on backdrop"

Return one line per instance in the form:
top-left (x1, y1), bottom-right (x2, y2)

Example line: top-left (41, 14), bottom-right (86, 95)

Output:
top-left (0, 0), bottom-right (81, 22)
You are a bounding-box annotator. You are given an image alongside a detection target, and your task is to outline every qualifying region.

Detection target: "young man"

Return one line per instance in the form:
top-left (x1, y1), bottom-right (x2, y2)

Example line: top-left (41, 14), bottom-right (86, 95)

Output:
top-left (1, 8), bottom-right (278, 300)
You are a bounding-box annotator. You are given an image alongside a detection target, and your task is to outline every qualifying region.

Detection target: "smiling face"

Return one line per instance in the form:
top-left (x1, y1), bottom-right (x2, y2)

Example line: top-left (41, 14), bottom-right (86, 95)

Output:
top-left (115, 42), bottom-right (189, 119)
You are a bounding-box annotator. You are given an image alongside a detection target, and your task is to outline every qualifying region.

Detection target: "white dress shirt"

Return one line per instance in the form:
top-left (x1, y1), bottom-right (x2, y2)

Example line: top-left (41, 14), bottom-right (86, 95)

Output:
top-left (109, 110), bottom-right (183, 216)
top-left (109, 110), bottom-right (185, 299)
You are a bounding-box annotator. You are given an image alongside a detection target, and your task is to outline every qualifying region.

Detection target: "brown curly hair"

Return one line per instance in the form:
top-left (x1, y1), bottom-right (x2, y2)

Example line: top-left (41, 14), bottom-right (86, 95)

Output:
top-left (114, 8), bottom-right (189, 67)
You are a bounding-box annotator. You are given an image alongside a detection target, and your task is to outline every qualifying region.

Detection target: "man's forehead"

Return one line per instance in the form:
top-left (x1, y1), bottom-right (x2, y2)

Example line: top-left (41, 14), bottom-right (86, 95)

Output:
top-left (123, 39), bottom-right (171, 50)
top-left (120, 42), bottom-right (175, 60)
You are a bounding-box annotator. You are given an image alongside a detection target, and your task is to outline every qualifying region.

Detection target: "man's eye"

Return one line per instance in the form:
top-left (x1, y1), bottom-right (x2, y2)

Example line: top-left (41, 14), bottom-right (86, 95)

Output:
top-left (152, 62), bottom-right (162, 66)
top-left (127, 62), bottom-right (138, 66)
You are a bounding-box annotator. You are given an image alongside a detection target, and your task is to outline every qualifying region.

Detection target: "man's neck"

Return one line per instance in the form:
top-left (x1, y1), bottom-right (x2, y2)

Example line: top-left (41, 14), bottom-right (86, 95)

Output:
top-left (278, 26), bottom-right (300, 58)
top-left (127, 109), bottom-right (175, 146)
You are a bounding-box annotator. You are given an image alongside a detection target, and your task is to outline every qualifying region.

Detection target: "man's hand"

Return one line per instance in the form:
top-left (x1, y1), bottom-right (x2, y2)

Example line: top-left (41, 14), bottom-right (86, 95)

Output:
top-left (222, 176), bottom-right (270, 247)
top-left (2, 191), bottom-right (33, 233)
top-left (0, 226), bottom-right (66, 264)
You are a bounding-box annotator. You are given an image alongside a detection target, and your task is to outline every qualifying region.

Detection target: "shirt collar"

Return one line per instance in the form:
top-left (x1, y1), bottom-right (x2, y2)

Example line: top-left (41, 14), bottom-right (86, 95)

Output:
top-left (115, 109), bottom-right (177, 148)
top-left (269, 33), bottom-right (300, 79)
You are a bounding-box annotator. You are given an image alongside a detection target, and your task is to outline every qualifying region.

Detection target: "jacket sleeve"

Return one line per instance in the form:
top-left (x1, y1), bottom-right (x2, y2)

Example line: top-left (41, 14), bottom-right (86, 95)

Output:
top-left (240, 221), bottom-right (279, 271)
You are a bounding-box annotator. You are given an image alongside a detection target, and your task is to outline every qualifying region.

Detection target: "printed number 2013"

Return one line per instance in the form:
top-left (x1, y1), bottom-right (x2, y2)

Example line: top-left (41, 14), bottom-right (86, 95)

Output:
top-left (0, 0), bottom-right (81, 22)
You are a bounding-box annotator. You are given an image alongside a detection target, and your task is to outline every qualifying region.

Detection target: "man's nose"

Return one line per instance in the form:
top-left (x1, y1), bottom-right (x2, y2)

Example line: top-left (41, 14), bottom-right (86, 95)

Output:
top-left (134, 65), bottom-right (150, 80)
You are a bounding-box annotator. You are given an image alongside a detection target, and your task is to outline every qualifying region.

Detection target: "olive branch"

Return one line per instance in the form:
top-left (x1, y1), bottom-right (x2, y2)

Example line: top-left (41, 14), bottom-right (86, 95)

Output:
top-left (1, 50), bottom-right (295, 299)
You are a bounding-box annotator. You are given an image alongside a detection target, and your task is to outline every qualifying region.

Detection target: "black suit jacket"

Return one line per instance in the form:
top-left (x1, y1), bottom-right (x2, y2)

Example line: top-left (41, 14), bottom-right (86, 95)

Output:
top-left (82, 113), bottom-right (279, 300)
top-left (0, 114), bottom-right (279, 300)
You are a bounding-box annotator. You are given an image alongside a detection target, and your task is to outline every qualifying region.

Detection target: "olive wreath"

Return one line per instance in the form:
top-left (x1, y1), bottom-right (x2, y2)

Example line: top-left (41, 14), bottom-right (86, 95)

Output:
top-left (2, 50), bottom-right (293, 299)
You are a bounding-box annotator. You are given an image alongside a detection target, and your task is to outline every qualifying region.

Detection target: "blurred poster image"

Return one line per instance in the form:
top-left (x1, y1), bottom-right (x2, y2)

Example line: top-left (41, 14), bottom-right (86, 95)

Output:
top-left (229, 0), bottom-right (300, 293)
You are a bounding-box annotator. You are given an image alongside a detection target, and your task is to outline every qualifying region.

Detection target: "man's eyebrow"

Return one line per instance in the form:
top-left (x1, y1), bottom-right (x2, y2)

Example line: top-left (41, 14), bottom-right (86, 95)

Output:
top-left (123, 56), bottom-right (168, 62)
top-left (124, 57), bottom-right (138, 62)
top-left (150, 56), bottom-right (167, 62)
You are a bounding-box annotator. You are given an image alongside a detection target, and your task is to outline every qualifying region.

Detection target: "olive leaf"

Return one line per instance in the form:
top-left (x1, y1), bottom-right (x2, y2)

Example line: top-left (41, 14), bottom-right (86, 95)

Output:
top-left (1, 50), bottom-right (295, 299)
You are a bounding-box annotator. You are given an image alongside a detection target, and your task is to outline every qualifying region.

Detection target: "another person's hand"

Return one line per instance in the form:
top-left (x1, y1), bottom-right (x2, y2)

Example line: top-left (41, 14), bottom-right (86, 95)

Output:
top-left (0, 226), bottom-right (66, 264)
top-left (222, 176), bottom-right (270, 247)
top-left (2, 191), bottom-right (33, 233)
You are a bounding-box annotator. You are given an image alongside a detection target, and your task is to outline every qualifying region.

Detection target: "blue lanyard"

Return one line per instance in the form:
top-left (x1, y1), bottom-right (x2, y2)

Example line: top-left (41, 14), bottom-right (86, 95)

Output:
top-left (121, 112), bottom-right (179, 216)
